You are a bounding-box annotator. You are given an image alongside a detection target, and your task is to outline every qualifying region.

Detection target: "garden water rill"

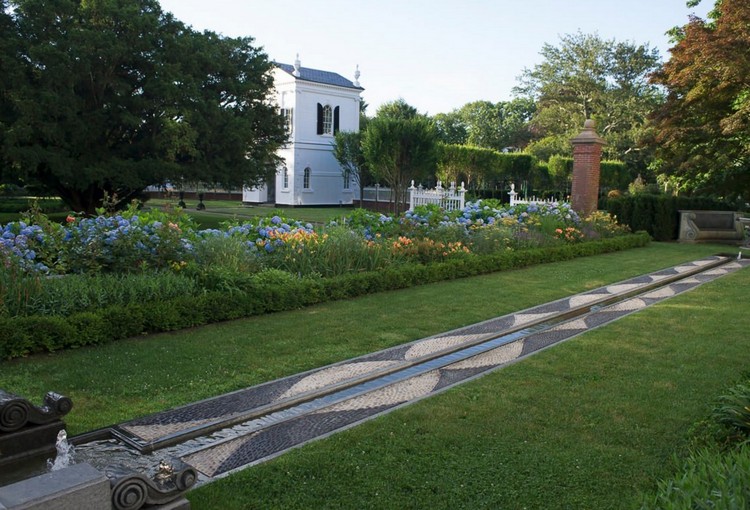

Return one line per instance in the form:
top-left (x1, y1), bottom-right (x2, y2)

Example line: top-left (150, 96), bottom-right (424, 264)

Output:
top-left (2, 254), bottom-right (747, 497)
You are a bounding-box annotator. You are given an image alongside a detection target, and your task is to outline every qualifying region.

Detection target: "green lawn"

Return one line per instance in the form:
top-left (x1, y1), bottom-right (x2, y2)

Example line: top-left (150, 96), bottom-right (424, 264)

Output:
top-left (191, 267), bottom-right (749, 509)
top-left (145, 197), bottom-right (353, 228)
top-left (0, 196), bottom-right (68, 225)
top-left (0, 242), bottom-right (746, 508)
top-left (0, 197), bottom-right (352, 228)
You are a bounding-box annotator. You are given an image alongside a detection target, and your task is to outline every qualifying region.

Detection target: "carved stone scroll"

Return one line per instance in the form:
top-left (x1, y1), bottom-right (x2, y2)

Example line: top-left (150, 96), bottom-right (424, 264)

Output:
top-left (107, 459), bottom-right (198, 510)
top-left (0, 390), bottom-right (73, 433)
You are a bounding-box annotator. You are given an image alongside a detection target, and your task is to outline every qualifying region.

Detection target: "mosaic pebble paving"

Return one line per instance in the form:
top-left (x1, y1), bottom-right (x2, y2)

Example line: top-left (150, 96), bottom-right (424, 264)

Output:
top-left (174, 257), bottom-right (749, 479)
top-left (116, 256), bottom-right (748, 472)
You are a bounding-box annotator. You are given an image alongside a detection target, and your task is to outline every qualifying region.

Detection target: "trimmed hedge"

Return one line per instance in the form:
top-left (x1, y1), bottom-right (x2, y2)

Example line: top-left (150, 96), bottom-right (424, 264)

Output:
top-left (437, 143), bottom-right (538, 191)
top-left (602, 194), bottom-right (735, 241)
top-left (545, 156), bottom-right (629, 196)
top-left (0, 233), bottom-right (650, 360)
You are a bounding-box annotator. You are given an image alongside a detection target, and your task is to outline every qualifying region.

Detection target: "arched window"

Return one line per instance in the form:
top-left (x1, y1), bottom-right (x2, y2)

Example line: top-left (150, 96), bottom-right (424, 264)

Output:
top-left (282, 166), bottom-right (289, 189)
top-left (322, 105), bottom-right (333, 135)
top-left (316, 103), bottom-right (339, 135)
top-left (343, 170), bottom-right (351, 190)
top-left (303, 167), bottom-right (311, 189)
top-left (281, 108), bottom-right (293, 134)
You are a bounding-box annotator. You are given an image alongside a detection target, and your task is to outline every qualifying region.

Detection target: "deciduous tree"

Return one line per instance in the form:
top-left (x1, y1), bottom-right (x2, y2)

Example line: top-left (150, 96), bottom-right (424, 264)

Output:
top-left (363, 115), bottom-right (438, 213)
top-left (375, 98), bottom-right (420, 121)
top-left (650, 0), bottom-right (750, 200)
top-left (432, 99), bottom-right (535, 151)
top-left (0, 0), bottom-right (21, 179)
top-left (515, 32), bottom-right (661, 174)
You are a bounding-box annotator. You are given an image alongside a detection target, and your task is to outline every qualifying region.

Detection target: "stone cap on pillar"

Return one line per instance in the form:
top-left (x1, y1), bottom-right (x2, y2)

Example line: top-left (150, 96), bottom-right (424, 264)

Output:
top-left (571, 119), bottom-right (605, 145)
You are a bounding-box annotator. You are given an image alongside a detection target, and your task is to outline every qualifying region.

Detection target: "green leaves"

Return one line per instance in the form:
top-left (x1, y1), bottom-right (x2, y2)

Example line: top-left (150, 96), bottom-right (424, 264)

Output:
top-left (362, 115), bottom-right (438, 211)
top-left (713, 381), bottom-right (750, 439)
top-left (332, 130), bottom-right (369, 201)
top-left (433, 98), bottom-right (535, 151)
top-left (2, 0), bottom-right (285, 213)
top-left (650, 0), bottom-right (750, 200)
top-left (516, 32), bottom-right (661, 172)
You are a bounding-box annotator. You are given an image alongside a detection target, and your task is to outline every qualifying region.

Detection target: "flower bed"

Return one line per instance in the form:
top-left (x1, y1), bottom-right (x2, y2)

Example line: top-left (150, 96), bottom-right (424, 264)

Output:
top-left (0, 199), bottom-right (641, 358)
top-left (1, 200), bottom-right (628, 278)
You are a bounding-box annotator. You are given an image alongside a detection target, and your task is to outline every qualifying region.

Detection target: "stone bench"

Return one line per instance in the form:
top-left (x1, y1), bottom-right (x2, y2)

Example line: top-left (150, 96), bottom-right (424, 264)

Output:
top-left (679, 210), bottom-right (745, 243)
top-left (741, 217), bottom-right (750, 250)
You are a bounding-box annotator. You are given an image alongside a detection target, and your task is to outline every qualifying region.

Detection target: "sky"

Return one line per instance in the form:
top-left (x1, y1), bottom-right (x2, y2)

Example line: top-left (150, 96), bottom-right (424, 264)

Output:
top-left (157, 0), bottom-right (714, 116)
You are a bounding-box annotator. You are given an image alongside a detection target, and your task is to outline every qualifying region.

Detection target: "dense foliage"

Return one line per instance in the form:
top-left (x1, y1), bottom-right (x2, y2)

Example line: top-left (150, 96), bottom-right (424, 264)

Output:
top-left (332, 130), bottom-right (370, 206)
top-left (432, 99), bottom-right (536, 151)
top-left (546, 156), bottom-right (632, 195)
top-left (642, 376), bottom-right (750, 509)
top-left (650, 0), bottom-right (750, 201)
top-left (362, 116), bottom-right (439, 212)
top-left (436, 144), bottom-right (538, 194)
top-left (514, 32), bottom-right (662, 174)
top-left (0, 0), bottom-right (286, 214)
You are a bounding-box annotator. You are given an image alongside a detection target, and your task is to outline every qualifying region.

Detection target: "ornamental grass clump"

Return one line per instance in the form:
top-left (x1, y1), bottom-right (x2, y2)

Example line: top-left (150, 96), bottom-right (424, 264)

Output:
top-left (712, 381), bottom-right (750, 444)
top-left (641, 446), bottom-right (750, 510)
top-left (0, 268), bottom-right (199, 319)
top-left (642, 378), bottom-right (750, 510)
top-left (267, 226), bottom-right (391, 277)
top-left (0, 262), bottom-right (43, 318)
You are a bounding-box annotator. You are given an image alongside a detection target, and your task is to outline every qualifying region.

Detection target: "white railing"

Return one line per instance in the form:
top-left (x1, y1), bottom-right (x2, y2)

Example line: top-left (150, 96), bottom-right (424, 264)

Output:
top-left (408, 180), bottom-right (466, 211)
top-left (508, 183), bottom-right (559, 207)
top-left (361, 184), bottom-right (403, 204)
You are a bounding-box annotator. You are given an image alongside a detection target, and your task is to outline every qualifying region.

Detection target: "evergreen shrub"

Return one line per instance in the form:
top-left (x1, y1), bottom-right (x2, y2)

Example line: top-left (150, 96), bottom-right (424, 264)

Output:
top-left (602, 194), bottom-right (734, 241)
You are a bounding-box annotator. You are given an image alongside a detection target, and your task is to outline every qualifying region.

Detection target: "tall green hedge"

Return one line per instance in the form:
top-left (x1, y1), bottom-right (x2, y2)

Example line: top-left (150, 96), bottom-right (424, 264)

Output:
top-left (602, 194), bottom-right (735, 241)
top-left (436, 144), bottom-right (538, 193)
top-left (546, 156), bottom-right (630, 194)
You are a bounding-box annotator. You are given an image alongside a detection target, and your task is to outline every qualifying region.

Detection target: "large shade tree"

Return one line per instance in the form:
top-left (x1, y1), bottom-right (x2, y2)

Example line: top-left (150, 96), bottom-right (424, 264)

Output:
top-left (650, 0), bottom-right (750, 200)
top-left (515, 32), bottom-right (662, 174)
top-left (433, 98), bottom-right (535, 151)
top-left (1, 0), bottom-right (286, 213)
top-left (0, 0), bottom-right (21, 178)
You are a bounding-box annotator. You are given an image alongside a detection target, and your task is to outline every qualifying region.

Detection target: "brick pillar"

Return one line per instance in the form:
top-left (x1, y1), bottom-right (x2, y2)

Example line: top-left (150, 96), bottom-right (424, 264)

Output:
top-left (570, 119), bottom-right (605, 216)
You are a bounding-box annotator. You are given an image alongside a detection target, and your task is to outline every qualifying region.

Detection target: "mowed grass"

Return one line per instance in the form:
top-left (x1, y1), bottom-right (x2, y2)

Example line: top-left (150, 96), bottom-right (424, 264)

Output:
top-left (187, 249), bottom-right (749, 509)
top-left (190, 268), bottom-right (749, 510)
top-left (0, 243), bottom-right (732, 434)
top-left (145, 198), bottom-right (353, 228)
top-left (1, 242), bottom-right (746, 508)
top-left (0, 197), bottom-right (350, 229)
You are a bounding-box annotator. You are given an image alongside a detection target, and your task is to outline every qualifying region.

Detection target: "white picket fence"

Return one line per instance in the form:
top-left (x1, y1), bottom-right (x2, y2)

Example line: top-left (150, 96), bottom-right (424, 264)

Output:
top-left (508, 183), bottom-right (559, 207)
top-left (408, 181), bottom-right (466, 211)
top-left (364, 181), bottom-right (556, 211)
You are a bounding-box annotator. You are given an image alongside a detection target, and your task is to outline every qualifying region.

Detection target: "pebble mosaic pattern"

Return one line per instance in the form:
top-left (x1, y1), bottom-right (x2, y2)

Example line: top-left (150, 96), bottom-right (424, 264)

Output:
top-left (175, 257), bottom-right (749, 479)
top-left (117, 256), bottom-right (746, 455)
